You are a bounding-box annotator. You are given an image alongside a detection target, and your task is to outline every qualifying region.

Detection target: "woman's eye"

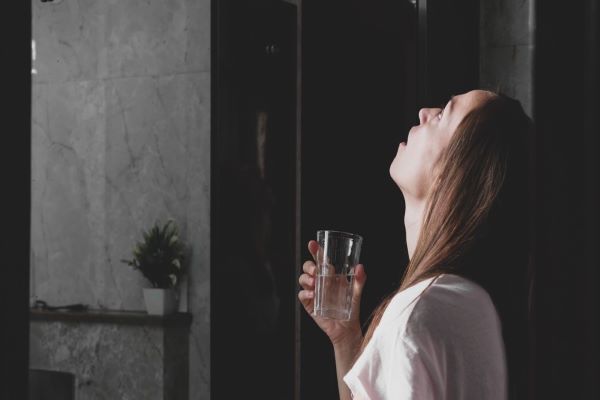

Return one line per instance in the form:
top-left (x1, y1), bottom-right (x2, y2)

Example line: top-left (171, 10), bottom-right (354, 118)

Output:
top-left (436, 99), bottom-right (449, 120)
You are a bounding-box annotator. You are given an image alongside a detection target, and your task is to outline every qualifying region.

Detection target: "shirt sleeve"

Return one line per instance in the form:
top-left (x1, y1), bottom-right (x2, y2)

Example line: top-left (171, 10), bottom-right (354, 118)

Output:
top-left (343, 319), bottom-right (444, 400)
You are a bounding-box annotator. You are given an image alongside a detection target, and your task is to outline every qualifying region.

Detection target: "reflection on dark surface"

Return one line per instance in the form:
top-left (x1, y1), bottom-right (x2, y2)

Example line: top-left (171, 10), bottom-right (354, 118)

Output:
top-left (212, 0), bottom-right (297, 398)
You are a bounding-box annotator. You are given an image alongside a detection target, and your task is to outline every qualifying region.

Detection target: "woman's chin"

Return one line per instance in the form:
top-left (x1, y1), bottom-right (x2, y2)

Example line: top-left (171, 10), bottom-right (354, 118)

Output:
top-left (389, 166), bottom-right (403, 189)
top-left (396, 141), bottom-right (406, 153)
top-left (389, 159), bottom-right (399, 179)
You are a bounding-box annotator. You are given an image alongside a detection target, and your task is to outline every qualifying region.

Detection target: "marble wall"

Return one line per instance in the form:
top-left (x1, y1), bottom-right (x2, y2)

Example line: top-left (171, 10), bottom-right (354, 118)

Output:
top-left (30, 317), bottom-right (189, 400)
top-left (480, 0), bottom-right (535, 117)
top-left (30, 0), bottom-right (210, 398)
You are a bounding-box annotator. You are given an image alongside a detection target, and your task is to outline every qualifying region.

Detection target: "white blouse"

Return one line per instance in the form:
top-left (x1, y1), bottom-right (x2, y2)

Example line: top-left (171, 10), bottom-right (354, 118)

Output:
top-left (343, 273), bottom-right (507, 400)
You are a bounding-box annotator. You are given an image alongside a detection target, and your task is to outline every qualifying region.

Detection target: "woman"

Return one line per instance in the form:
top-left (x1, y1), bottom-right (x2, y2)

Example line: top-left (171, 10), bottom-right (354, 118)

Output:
top-left (298, 89), bottom-right (534, 399)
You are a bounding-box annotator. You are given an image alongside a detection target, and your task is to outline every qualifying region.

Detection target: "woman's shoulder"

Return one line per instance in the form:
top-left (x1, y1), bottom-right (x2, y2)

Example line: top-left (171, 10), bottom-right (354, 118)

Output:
top-left (421, 273), bottom-right (494, 307)
top-left (405, 273), bottom-right (501, 343)
top-left (357, 274), bottom-right (507, 400)
top-left (382, 273), bottom-right (501, 344)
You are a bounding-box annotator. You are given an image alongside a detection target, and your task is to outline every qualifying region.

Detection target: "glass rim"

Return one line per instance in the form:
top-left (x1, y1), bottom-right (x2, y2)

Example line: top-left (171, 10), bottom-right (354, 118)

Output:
top-left (317, 229), bottom-right (363, 242)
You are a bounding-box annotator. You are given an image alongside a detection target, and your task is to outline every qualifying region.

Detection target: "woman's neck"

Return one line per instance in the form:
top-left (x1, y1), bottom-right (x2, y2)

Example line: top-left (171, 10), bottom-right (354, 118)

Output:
top-left (403, 196), bottom-right (426, 260)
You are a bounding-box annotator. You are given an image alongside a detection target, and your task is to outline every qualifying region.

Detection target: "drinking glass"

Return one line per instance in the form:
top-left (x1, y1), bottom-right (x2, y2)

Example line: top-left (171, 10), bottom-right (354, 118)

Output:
top-left (312, 230), bottom-right (363, 321)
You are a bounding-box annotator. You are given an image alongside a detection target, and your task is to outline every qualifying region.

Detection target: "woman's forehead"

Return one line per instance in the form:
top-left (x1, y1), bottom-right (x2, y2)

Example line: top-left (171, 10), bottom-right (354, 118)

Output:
top-left (452, 90), bottom-right (494, 116)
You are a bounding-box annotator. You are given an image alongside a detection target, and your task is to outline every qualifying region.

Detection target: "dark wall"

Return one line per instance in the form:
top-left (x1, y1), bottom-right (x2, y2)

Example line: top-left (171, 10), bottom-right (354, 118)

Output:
top-left (1, 2), bottom-right (31, 398)
top-left (417, 0), bottom-right (480, 106)
top-left (299, 0), bottom-right (480, 398)
top-left (533, 0), bottom-right (600, 398)
top-left (300, 1), bottom-right (414, 398)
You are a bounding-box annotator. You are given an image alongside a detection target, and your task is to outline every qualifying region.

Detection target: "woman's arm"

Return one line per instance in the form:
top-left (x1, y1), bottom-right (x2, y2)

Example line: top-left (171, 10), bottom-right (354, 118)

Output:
top-left (333, 331), bottom-right (364, 400)
top-left (298, 240), bottom-right (368, 399)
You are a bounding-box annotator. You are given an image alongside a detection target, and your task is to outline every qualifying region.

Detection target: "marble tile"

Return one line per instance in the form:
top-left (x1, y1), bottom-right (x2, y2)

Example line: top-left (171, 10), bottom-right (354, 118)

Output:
top-left (179, 0), bottom-right (211, 74)
top-left (103, 72), bottom-right (210, 310)
top-left (32, 0), bottom-right (210, 83)
top-left (480, 44), bottom-right (534, 117)
top-left (31, 71), bottom-right (210, 311)
top-left (104, 0), bottom-right (210, 77)
top-left (31, 0), bottom-right (211, 398)
top-left (30, 80), bottom-right (109, 307)
top-left (30, 82), bottom-right (48, 300)
top-left (32, 0), bottom-right (107, 83)
top-left (182, 71), bottom-right (211, 400)
top-left (30, 72), bottom-right (211, 312)
top-left (480, 0), bottom-right (533, 47)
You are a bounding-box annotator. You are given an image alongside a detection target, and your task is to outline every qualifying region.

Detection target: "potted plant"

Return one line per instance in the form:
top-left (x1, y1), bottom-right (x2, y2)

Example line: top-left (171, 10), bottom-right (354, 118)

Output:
top-left (121, 219), bottom-right (185, 315)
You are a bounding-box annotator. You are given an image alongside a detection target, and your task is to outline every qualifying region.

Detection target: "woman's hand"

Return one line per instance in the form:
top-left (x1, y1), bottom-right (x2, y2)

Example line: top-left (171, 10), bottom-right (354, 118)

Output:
top-left (298, 240), bottom-right (367, 346)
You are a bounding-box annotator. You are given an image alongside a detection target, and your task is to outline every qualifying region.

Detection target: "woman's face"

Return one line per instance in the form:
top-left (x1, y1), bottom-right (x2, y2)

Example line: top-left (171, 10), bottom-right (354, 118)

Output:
top-left (389, 89), bottom-right (494, 200)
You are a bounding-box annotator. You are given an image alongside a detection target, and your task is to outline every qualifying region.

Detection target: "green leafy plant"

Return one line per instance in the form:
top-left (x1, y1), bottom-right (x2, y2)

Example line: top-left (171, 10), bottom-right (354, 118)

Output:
top-left (121, 219), bottom-right (185, 289)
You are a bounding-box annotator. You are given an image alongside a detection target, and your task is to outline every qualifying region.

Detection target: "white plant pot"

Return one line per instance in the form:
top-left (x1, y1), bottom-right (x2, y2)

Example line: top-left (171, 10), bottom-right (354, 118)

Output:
top-left (143, 288), bottom-right (178, 315)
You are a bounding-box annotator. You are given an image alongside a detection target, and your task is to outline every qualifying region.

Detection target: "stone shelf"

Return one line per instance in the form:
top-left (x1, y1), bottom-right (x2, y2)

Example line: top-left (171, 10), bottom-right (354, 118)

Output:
top-left (30, 308), bottom-right (192, 327)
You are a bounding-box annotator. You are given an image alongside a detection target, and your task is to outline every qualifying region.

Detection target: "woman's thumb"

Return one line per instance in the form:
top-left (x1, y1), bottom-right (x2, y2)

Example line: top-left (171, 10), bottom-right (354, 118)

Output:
top-left (352, 264), bottom-right (366, 303)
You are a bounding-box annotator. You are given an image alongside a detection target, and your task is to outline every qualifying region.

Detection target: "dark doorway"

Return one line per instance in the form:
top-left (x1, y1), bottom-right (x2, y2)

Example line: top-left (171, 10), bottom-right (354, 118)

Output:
top-left (211, 0), bottom-right (298, 399)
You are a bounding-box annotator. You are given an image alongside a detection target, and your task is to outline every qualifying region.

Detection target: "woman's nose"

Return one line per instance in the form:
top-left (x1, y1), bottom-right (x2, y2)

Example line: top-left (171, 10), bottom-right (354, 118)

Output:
top-left (418, 107), bottom-right (440, 124)
top-left (418, 108), bottom-right (431, 124)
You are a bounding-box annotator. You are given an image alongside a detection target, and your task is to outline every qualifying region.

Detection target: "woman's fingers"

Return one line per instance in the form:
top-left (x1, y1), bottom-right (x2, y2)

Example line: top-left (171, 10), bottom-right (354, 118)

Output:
top-left (298, 241), bottom-right (319, 314)
top-left (308, 240), bottom-right (320, 261)
top-left (298, 273), bottom-right (315, 290)
top-left (298, 289), bottom-right (315, 310)
top-left (302, 260), bottom-right (316, 275)
top-left (298, 289), bottom-right (314, 301)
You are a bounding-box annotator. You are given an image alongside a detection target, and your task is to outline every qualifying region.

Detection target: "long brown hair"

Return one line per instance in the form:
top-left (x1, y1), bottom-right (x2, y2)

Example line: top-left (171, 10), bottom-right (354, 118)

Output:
top-left (358, 91), bottom-right (535, 399)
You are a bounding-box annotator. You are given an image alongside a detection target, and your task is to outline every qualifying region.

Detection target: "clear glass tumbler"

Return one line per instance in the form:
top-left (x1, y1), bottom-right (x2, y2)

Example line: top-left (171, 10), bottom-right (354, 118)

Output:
top-left (313, 230), bottom-right (363, 321)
